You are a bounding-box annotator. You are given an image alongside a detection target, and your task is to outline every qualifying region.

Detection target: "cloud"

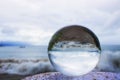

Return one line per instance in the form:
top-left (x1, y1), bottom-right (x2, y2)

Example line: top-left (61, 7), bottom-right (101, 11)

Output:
top-left (0, 0), bottom-right (119, 45)
top-left (104, 11), bottom-right (120, 29)
top-left (99, 11), bottom-right (120, 44)
top-left (0, 23), bottom-right (53, 45)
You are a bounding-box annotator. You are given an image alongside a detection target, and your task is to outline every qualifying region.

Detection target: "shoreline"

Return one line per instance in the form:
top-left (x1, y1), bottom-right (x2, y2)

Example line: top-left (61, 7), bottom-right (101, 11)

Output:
top-left (0, 59), bottom-right (49, 63)
top-left (0, 59), bottom-right (55, 76)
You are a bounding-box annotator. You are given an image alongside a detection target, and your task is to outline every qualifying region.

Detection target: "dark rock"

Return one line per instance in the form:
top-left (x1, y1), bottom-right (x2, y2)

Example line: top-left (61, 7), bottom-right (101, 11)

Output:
top-left (22, 72), bottom-right (120, 80)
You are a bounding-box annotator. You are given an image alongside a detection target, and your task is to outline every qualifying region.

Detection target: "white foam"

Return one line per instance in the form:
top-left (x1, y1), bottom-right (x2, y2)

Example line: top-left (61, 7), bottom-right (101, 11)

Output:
top-left (0, 50), bottom-right (120, 75)
top-left (53, 41), bottom-right (99, 51)
top-left (97, 51), bottom-right (120, 72)
top-left (0, 59), bottom-right (55, 75)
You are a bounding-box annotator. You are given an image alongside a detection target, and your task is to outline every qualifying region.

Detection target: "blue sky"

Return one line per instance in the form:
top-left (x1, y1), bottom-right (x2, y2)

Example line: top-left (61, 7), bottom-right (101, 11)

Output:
top-left (0, 0), bottom-right (120, 45)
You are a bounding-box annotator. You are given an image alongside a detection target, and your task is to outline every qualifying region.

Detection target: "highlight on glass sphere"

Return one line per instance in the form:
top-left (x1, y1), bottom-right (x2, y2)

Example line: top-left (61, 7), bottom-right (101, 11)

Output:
top-left (48, 25), bottom-right (101, 76)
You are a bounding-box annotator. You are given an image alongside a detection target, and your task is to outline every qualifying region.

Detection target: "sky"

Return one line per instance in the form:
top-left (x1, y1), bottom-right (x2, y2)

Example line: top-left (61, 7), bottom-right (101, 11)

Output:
top-left (0, 0), bottom-right (120, 45)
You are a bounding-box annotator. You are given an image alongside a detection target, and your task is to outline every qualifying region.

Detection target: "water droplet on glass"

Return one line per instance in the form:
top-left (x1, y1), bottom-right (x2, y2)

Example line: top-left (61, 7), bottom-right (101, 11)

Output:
top-left (48, 25), bottom-right (101, 76)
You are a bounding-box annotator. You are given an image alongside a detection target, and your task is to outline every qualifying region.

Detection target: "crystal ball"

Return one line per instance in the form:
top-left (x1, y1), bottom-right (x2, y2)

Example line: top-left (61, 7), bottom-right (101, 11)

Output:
top-left (48, 25), bottom-right (101, 76)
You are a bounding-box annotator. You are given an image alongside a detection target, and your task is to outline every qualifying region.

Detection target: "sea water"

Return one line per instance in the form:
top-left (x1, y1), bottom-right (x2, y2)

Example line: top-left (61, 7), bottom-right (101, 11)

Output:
top-left (0, 46), bottom-right (47, 59)
top-left (0, 45), bottom-right (120, 75)
top-left (0, 46), bottom-right (54, 75)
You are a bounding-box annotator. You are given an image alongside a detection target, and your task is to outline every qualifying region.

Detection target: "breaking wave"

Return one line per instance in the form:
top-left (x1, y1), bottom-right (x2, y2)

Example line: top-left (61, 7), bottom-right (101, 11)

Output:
top-left (0, 51), bottom-right (120, 75)
top-left (0, 59), bottom-right (55, 75)
top-left (97, 51), bottom-right (120, 72)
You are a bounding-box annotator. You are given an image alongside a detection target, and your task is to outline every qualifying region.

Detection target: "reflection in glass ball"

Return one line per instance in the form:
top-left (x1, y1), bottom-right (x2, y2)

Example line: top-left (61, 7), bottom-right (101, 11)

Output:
top-left (48, 25), bottom-right (101, 76)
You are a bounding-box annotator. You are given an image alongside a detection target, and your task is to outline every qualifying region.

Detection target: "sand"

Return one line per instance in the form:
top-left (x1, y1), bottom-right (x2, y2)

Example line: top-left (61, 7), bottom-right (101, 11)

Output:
top-left (22, 72), bottom-right (120, 80)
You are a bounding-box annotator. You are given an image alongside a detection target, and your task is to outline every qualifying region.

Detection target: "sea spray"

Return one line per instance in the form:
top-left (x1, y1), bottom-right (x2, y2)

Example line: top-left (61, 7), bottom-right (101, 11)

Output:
top-left (0, 50), bottom-right (120, 75)
top-left (97, 50), bottom-right (120, 72)
top-left (0, 59), bottom-right (55, 75)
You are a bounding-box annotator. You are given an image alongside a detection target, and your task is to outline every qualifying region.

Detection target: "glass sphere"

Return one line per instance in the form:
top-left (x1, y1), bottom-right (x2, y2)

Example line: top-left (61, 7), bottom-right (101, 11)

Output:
top-left (48, 25), bottom-right (101, 76)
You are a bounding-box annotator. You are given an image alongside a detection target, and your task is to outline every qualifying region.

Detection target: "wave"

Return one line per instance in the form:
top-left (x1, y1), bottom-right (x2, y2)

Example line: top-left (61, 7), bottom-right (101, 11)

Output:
top-left (0, 50), bottom-right (120, 75)
top-left (97, 51), bottom-right (120, 72)
top-left (52, 41), bottom-right (99, 51)
top-left (0, 59), bottom-right (55, 75)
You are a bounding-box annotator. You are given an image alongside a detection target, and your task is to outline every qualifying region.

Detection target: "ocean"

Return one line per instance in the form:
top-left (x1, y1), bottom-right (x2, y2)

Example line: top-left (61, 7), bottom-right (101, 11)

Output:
top-left (0, 46), bottom-right (47, 59)
top-left (97, 45), bottom-right (120, 72)
top-left (0, 45), bottom-right (120, 79)
top-left (0, 46), bottom-right (54, 80)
